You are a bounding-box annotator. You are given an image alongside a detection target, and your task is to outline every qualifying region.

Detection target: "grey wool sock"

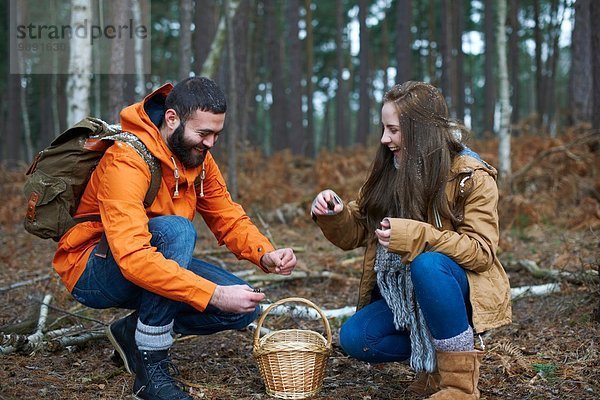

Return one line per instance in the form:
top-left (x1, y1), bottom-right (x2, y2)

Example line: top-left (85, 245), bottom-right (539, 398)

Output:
top-left (433, 326), bottom-right (475, 352)
top-left (135, 319), bottom-right (174, 351)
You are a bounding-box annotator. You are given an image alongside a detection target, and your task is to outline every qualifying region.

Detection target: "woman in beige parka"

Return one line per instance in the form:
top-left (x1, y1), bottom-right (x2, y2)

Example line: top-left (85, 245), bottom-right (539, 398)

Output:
top-left (311, 81), bottom-right (511, 400)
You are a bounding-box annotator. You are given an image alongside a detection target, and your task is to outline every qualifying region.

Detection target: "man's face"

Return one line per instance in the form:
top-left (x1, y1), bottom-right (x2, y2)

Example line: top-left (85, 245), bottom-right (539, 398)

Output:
top-left (167, 109), bottom-right (225, 168)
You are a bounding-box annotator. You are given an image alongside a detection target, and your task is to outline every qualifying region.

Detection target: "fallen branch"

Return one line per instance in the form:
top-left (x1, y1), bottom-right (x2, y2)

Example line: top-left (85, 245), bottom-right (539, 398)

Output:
top-left (244, 270), bottom-right (338, 284)
top-left (510, 283), bottom-right (561, 300)
top-left (515, 259), bottom-right (598, 284)
top-left (0, 274), bottom-right (52, 293)
top-left (258, 303), bottom-right (356, 320)
top-left (0, 294), bottom-right (52, 354)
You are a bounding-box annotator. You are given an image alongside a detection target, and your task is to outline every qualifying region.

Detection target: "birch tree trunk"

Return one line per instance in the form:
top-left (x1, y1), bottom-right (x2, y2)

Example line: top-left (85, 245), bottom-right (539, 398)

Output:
top-left (201, 1), bottom-right (240, 79)
top-left (497, 0), bottom-right (512, 179)
top-left (305, 0), bottom-right (315, 156)
top-left (66, 0), bottom-right (92, 127)
top-left (132, 0), bottom-right (146, 96)
top-left (108, 0), bottom-right (129, 122)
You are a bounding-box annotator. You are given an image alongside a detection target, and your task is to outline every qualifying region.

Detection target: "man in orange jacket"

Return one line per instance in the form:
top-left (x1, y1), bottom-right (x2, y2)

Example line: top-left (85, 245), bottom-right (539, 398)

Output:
top-left (52, 77), bottom-right (297, 400)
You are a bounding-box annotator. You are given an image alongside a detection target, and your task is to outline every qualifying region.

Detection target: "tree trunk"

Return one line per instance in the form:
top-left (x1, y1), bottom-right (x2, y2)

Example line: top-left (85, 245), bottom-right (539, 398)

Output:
top-left (132, 0), bottom-right (146, 96)
top-left (305, 0), bottom-right (315, 157)
top-left (264, 0), bottom-right (287, 152)
top-left (497, 0), bottom-right (512, 179)
top-left (193, 0), bottom-right (219, 73)
top-left (395, 0), bottom-right (412, 84)
top-left (234, 0), bottom-right (253, 144)
top-left (201, 1), bottom-right (240, 79)
top-left (533, 0), bottom-right (543, 130)
top-left (225, 0), bottom-right (238, 199)
top-left (357, 0), bottom-right (370, 145)
top-left (178, 0), bottom-right (194, 80)
top-left (286, 0), bottom-right (305, 154)
top-left (484, 0), bottom-right (496, 135)
top-left (591, 0), bottom-right (600, 132)
top-left (455, 0), bottom-right (465, 121)
top-left (570, 0), bottom-right (592, 125)
top-left (440, 0), bottom-right (455, 115)
top-left (508, 0), bottom-right (520, 128)
top-left (335, 0), bottom-right (349, 147)
top-left (66, 0), bottom-right (92, 127)
top-left (108, 0), bottom-right (129, 122)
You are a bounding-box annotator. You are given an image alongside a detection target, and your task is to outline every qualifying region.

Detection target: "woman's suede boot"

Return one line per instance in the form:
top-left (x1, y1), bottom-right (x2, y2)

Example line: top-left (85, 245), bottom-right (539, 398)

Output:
top-left (407, 371), bottom-right (441, 396)
top-left (427, 350), bottom-right (484, 400)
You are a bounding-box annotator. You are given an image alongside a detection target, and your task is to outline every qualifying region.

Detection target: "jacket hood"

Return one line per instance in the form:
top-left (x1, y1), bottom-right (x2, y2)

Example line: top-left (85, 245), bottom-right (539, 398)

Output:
top-left (451, 149), bottom-right (498, 181)
top-left (120, 83), bottom-right (176, 166)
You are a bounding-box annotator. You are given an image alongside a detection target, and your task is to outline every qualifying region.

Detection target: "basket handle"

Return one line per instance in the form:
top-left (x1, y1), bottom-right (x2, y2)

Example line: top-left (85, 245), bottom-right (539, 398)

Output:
top-left (253, 297), bottom-right (333, 349)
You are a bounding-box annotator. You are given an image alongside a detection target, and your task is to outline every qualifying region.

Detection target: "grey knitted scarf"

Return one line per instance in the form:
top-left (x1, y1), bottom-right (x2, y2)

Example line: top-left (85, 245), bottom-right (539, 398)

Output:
top-left (374, 244), bottom-right (437, 372)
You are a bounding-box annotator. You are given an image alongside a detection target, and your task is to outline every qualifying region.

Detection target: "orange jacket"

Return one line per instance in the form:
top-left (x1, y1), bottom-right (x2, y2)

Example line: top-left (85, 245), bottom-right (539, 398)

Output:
top-left (53, 84), bottom-right (274, 311)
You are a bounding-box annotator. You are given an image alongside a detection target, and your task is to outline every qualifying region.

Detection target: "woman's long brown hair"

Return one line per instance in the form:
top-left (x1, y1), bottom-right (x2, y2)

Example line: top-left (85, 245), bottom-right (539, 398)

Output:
top-left (357, 81), bottom-right (465, 233)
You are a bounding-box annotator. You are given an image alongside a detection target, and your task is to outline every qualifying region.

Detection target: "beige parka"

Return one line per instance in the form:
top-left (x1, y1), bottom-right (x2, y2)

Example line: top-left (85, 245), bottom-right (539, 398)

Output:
top-left (314, 152), bottom-right (512, 334)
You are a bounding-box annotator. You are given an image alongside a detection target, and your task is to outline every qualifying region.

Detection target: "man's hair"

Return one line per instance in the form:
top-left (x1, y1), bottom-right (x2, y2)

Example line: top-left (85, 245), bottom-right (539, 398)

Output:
top-left (165, 77), bottom-right (227, 123)
top-left (357, 81), bottom-right (465, 233)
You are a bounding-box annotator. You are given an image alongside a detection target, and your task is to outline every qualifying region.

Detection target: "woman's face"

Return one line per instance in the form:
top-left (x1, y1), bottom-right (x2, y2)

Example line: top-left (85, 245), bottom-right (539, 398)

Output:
top-left (380, 102), bottom-right (402, 160)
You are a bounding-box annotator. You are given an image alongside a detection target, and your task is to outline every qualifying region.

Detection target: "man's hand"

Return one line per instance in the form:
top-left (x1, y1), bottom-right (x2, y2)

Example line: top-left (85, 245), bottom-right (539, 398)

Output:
top-left (311, 189), bottom-right (343, 216)
top-left (375, 218), bottom-right (391, 248)
top-left (260, 248), bottom-right (297, 275)
top-left (208, 284), bottom-right (265, 313)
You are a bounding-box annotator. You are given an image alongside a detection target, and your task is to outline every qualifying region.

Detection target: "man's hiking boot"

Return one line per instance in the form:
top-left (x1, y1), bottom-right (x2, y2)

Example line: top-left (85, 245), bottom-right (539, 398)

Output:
top-left (133, 349), bottom-right (192, 400)
top-left (106, 312), bottom-right (138, 374)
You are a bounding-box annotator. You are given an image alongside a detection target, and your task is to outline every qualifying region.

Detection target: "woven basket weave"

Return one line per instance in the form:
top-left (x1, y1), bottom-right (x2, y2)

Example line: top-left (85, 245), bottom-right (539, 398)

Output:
top-left (253, 297), bottom-right (332, 399)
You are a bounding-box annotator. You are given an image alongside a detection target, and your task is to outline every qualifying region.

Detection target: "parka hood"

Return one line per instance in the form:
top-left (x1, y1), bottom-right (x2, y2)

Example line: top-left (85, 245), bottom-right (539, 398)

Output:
top-left (119, 83), bottom-right (203, 185)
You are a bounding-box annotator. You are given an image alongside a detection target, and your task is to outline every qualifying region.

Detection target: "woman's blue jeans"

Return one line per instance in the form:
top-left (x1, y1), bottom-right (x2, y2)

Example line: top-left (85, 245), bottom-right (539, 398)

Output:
top-left (339, 252), bottom-right (472, 363)
top-left (71, 216), bottom-right (259, 335)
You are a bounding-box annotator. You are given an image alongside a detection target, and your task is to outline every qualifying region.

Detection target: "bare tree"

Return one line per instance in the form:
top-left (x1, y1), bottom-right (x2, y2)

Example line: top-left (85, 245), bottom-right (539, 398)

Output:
top-left (484, 0), bottom-right (496, 135)
top-left (508, 0), bottom-right (520, 127)
top-left (178, 0), bottom-right (193, 80)
top-left (108, 0), bottom-right (129, 122)
top-left (286, 0), bottom-right (305, 154)
top-left (357, 0), bottom-right (370, 145)
top-left (570, 0), bottom-right (592, 125)
top-left (395, 0), bottom-right (412, 84)
top-left (497, 0), bottom-right (512, 179)
top-left (305, 0), bottom-right (316, 156)
top-left (335, 0), bottom-right (349, 147)
top-left (66, 0), bottom-right (92, 126)
top-left (592, 0), bottom-right (600, 133)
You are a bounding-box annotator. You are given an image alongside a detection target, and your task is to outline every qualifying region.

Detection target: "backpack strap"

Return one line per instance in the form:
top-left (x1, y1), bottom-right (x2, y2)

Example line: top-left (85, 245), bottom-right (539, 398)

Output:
top-left (102, 132), bottom-right (162, 208)
top-left (93, 132), bottom-right (162, 259)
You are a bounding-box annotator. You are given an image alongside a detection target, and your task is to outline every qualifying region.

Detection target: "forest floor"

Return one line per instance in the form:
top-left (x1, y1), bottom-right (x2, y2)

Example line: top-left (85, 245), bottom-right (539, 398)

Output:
top-left (0, 131), bottom-right (598, 399)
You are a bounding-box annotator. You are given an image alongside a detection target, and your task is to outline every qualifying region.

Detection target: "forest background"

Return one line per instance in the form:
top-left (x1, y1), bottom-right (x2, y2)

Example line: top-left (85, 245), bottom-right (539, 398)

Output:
top-left (0, 0), bottom-right (599, 399)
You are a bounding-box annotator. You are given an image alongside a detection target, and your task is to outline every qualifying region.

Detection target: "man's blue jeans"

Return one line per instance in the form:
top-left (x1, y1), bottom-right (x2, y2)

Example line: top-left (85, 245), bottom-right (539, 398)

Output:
top-left (339, 252), bottom-right (472, 363)
top-left (71, 216), bottom-right (259, 335)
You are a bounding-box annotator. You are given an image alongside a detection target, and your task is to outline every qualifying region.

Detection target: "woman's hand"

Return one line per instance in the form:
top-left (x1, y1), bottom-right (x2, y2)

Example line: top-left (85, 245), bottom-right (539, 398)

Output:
top-left (375, 218), bottom-right (391, 248)
top-left (311, 189), bottom-right (343, 216)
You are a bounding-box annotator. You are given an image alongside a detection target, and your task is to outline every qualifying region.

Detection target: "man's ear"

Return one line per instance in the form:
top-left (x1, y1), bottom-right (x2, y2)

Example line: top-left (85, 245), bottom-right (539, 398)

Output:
top-left (163, 109), bottom-right (180, 130)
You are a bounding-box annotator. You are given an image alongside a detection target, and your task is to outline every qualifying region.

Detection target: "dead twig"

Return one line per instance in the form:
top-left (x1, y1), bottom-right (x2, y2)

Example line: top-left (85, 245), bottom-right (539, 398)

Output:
top-left (0, 274), bottom-right (52, 293)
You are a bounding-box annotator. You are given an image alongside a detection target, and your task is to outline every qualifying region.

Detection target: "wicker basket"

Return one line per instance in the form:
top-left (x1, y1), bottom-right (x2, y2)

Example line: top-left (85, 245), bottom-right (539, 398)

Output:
top-left (253, 297), bottom-right (332, 399)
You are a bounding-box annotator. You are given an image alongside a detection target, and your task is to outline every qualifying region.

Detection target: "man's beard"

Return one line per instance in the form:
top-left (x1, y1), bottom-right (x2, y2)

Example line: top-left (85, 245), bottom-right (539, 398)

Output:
top-left (167, 123), bottom-right (208, 168)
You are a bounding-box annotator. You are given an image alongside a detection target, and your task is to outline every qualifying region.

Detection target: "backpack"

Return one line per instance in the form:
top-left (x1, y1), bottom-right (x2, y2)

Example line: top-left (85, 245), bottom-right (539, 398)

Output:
top-left (24, 117), bottom-right (162, 241)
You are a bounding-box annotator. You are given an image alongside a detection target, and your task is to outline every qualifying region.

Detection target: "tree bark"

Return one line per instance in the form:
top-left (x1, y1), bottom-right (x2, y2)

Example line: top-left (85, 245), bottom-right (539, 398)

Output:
top-left (484, 0), bottom-right (496, 135)
top-left (497, 0), bottom-right (512, 179)
top-left (178, 0), bottom-right (194, 80)
top-left (533, 0), bottom-right (543, 130)
top-left (193, 0), bottom-right (219, 73)
top-left (264, 0), bottom-right (287, 151)
top-left (357, 0), bottom-right (370, 145)
top-left (508, 0), bottom-right (520, 127)
top-left (335, 0), bottom-right (349, 147)
top-left (225, 0), bottom-right (238, 199)
top-left (66, 0), bottom-right (92, 127)
top-left (305, 0), bottom-right (316, 156)
top-left (286, 0), bottom-right (305, 154)
top-left (108, 0), bottom-right (129, 122)
top-left (570, 0), bottom-right (592, 125)
top-left (395, 0), bottom-right (412, 84)
top-left (592, 0), bottom-right (600, 132)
